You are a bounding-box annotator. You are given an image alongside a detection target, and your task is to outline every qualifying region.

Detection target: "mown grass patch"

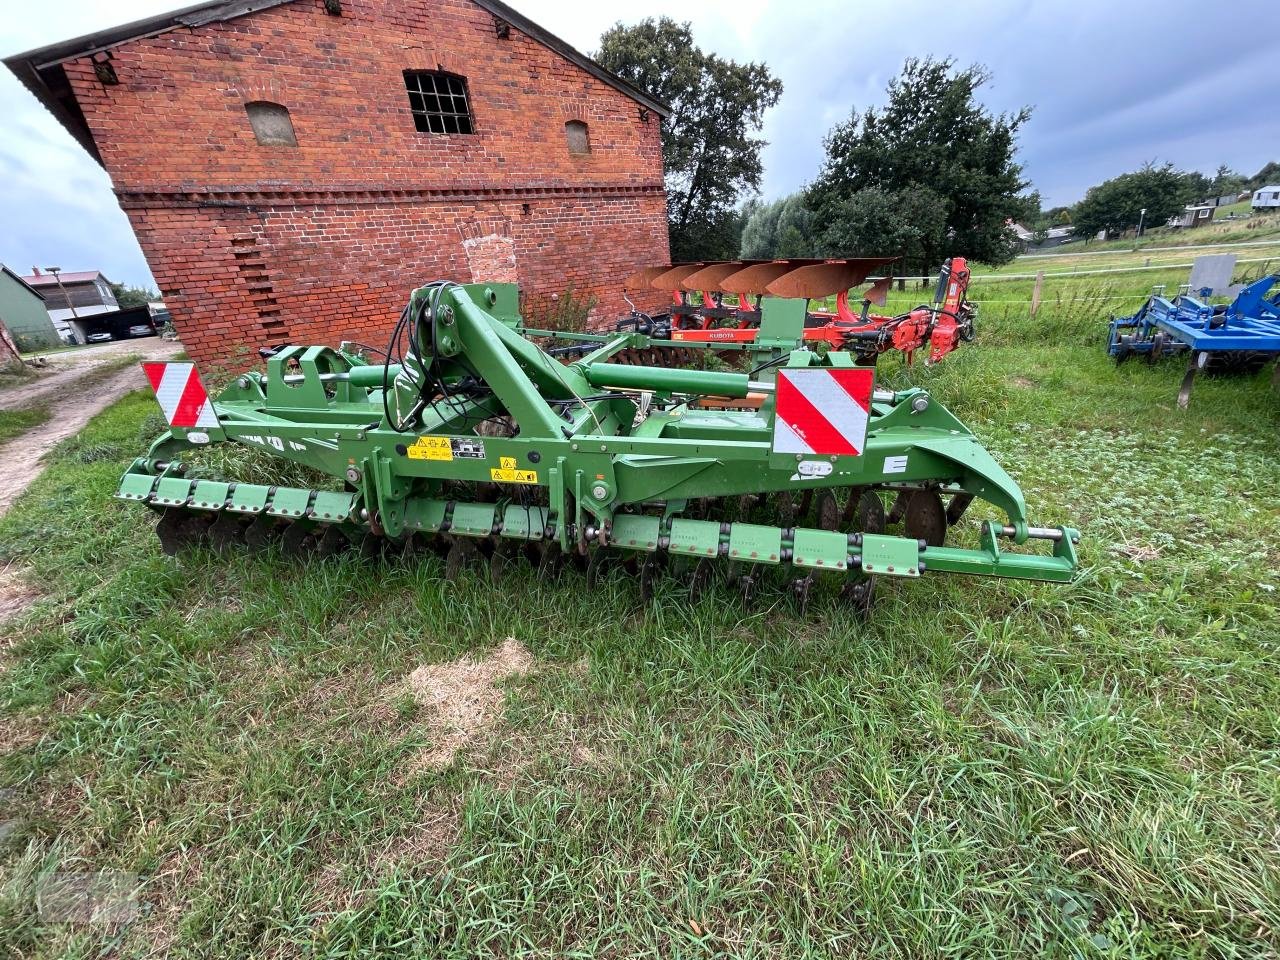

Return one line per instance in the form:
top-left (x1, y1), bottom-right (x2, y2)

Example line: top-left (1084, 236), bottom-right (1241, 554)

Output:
top-left (2, 272), bottom-right (1280, 957)
top-left (0, 407), bottom-right (50, 445)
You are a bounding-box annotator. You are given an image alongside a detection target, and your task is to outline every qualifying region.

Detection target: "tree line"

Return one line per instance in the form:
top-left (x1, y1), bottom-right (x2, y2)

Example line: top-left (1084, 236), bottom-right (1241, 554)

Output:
top-left (598, 18), bottom-right (1276, 272)
top-left (1046, 163), bottom-right (1275, 242)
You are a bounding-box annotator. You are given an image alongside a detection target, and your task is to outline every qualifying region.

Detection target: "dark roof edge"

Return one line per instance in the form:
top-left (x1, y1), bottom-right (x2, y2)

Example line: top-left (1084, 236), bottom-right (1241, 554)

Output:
top-left (5, 58), bottom-right (102, 162)
top-left (3, 0), bottom-right (669, 168)
top-left (3, 0), bottom-right (295, 70)
top-left (473, 0), bottom-right (670, 118)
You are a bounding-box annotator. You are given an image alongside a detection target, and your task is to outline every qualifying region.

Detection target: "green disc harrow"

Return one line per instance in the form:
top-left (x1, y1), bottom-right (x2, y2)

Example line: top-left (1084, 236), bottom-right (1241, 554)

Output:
top-left (118, 280), bottom-right (1079, 612)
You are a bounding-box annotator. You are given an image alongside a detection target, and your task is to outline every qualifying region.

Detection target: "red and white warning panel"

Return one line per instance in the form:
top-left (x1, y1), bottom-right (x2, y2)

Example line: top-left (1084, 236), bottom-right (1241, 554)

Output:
top-left (772, 367), bottom-right (874, 456)
top-left (142, 362), bottom-right (220, 429)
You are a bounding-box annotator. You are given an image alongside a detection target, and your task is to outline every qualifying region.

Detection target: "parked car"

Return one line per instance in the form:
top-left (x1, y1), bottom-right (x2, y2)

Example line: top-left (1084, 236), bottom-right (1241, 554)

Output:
top-left (86, 331), bottom-right (113, 343)
top-left (128, 324), bottom-right (156, 338)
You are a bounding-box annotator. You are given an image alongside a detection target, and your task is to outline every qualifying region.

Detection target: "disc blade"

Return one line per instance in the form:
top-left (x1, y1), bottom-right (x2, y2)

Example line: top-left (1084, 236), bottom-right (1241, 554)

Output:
top-left (903, 490), bottom-right (947, 547)
top-left (840, 576), bottom-right (875, 618)
top-left (815, 490), bottom-right (843, 531)
top-left (848, 490), bottom-right (886, 534)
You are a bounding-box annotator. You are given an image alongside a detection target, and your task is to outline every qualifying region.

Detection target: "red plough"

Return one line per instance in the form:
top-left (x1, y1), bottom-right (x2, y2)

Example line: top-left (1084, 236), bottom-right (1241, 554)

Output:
top-left (621, 257), bottom-right (976, 366)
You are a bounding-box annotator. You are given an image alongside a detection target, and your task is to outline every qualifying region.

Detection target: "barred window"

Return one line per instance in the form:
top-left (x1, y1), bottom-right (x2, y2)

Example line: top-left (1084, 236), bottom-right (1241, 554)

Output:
top-left (404, 71), bottom-right (474, 134)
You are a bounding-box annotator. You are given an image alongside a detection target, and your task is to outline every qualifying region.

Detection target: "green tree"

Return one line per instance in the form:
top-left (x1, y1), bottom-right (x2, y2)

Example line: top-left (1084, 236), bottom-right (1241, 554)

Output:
top-left (773, 195), bottom-right (816, 258)
top-left (1246, 161), bottom-right (1280, 191)
top-left (816, 186), bottom-right (948, 267)
top-left (1045, 205), bottom-right (1073, 226)
top-left (738, 197), bottom-right (779, 259)
top-left (1181, 169), bottom-right (1213, 203)
top-left (1210, 164), bottom-right (1245, 197)
top-left (110, 282), bottom-right (160, 309)
top-left (1071, 163), bottom-right (1193, 239)
top-left (806, 57), bottom-right (1033, 274)
top-left (597, 18), bottom-right (782, 262)
top-left (739, 193), bottom-right (817, 259)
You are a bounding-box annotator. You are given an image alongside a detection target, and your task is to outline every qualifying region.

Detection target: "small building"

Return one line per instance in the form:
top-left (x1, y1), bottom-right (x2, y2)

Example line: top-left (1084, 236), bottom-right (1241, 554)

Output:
top-left (1171, 205), bottom-right (1216, 229)
top-left (1252, 186), bottom-right (1280, 211)
top-left (5, 0), bottom-right (672, 368)
top-left (20, 268), bottom-right (120, 342)
top-left (0, 265), bottom-right (61, 351)
top-left (1014, 224), bottom-right (1077, 251)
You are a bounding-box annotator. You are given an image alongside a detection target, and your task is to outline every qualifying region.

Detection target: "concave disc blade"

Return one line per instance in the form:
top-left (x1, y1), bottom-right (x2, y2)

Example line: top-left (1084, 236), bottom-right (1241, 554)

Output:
top-left (903, 490), bottom-right (947, 547)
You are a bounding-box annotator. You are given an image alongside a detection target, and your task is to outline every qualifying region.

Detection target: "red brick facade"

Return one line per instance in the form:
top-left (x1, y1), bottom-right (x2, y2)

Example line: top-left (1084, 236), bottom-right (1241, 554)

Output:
top-left (57, 0), bottom-right (669, 367)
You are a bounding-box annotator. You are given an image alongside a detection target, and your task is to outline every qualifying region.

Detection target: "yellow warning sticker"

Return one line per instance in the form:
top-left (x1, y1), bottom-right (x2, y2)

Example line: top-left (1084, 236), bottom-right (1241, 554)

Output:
top-left (406, 436), bottom-right (453, 461)
top-left (490, 456), bottom-right (538, 484)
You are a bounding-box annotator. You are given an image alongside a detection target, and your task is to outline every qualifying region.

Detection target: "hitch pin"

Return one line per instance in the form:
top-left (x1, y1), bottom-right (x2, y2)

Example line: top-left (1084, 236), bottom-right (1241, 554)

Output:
top-left (282, 372), bottom-right (345, 384)
top-left (998, 525), bottom-right (1064, 542)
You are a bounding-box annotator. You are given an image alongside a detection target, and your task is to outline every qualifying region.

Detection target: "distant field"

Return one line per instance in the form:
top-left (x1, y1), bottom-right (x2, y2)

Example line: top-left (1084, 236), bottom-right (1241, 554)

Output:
top-left (972, 245), bottom-right (1280, 282)
top-left (852, 253), bottom-right (1272, 329)
top-left (1014, 210), bottom-right (1280, 259)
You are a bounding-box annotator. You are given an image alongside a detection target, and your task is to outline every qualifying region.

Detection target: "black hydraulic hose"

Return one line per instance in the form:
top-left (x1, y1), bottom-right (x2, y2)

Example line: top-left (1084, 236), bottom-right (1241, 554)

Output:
top-left (381, 303), bottom-right (414, 432)
top-left (748, 354), bottom-right (791, 377)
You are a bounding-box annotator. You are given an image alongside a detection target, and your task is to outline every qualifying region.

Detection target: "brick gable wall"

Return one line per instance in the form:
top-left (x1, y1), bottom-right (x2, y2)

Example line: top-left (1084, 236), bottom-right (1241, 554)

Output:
top-left (62, 0), bottom-right (670, 366)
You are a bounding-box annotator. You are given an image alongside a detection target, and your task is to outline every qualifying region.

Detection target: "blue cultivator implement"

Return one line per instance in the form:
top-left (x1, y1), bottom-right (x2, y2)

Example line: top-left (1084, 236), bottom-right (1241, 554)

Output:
top-left (1107, 274), bottom-right (1280, 407)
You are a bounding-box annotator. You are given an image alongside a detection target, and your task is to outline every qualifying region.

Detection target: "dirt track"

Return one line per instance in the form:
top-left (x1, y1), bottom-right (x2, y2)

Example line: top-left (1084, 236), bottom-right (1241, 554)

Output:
top-left (0, 338), bottom-right (183, 516)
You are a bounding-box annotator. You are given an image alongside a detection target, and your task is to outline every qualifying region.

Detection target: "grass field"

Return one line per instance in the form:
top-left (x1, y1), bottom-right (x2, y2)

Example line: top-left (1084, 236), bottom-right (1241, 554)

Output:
top-left (1010, 211), bottom-right (1280, 259)
top-left (974, 245), bottom-right (1280, 279)
top-left (2, 265), bottom-right (1280, 958)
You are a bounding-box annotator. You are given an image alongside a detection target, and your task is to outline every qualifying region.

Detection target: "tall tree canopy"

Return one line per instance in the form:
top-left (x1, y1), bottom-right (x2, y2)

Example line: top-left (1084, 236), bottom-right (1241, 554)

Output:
top-left (807, 57), bottom-right (1034, 274)
top-left (1209, 164), bottom-right (1245, 198)
top-left (1247, 162), bottom-right (1280, 190)
top-left (739, 194), bottom-right (817, 259)
top-left (110, 282), bottom-right (160, 309)
top-left (1071, 163), bottom-right (1194, 239)
top-left (597, 18), bottom-right (782, 262)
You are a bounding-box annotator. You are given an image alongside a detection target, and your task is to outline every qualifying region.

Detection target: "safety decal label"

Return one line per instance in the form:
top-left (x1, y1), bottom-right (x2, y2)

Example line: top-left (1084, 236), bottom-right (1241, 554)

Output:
top-left (883, 455), bottom-right (909, 474)
top-left (450, 438), bottom-right (487, 459)
top-left (490, 456), bottom-right (538, 484)
top-left (407, 436), bottom-right (453, 461)
top-left (772, 367), bottom-right (874, 457)
top-left (142, 362), bottom-right (219, 429)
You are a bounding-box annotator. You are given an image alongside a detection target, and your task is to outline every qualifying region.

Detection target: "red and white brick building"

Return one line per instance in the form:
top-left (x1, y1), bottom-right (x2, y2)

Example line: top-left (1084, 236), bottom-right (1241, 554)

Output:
top-left (7, 0), bottom-right (671, 367)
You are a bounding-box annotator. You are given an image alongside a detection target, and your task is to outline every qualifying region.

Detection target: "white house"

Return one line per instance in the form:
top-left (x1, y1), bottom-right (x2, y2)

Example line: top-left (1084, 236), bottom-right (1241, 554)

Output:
top-left (19, 268), bottom-right (118, 342)
top-left (1252, 186), bottom-right (1280, 210)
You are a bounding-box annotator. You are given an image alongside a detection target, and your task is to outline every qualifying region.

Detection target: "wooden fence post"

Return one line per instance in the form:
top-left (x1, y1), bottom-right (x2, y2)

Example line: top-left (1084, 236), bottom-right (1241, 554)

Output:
top-left (1030, 271), bottom-right (1044, 317)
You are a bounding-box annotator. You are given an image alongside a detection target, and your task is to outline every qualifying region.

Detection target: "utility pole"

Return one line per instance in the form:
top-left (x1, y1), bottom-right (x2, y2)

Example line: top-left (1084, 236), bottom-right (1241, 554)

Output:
top-left (45, 266), bottom-right (80, 319)
top-left (1137, 208), bottom-right (1146, 238)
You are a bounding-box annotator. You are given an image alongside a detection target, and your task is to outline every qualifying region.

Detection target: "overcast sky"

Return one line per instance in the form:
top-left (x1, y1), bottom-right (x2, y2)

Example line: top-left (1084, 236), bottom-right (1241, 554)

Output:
top-left (2, 0), bottom-right (1276, 288)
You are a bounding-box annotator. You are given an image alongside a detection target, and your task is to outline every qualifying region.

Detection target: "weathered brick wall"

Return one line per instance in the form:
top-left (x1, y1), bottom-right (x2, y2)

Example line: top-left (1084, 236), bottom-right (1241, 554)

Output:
top-left (63, 0), bottom-right (670, 367)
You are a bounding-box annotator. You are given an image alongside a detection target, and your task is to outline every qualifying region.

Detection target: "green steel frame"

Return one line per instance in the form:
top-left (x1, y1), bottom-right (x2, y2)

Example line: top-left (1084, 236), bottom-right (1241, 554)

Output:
top-left (117, 282), bottom-right (1079, 585)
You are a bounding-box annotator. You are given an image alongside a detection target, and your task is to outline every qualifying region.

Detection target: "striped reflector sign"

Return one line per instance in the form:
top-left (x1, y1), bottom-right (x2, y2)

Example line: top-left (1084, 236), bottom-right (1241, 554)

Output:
top-left (772, 368), bottom-right (874, 456)
top-left (141, 362), bottom-right (220, 429)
